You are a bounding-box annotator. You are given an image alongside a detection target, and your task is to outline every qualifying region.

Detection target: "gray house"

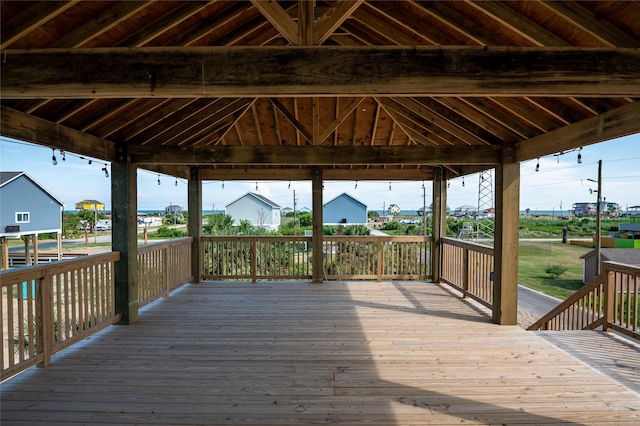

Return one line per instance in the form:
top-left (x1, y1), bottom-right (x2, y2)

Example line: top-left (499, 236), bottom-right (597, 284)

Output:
top-left (580, 248), bottom-right (640, 283)
top-left (323, 193), bottom-right (367, 225)
top-left (0, 172), bottom-right (63, 237)
top-left (225, 192), bottom-right (281, 231)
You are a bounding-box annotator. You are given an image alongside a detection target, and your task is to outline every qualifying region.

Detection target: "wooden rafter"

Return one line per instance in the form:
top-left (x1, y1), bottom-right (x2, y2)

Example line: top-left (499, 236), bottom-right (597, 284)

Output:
top-left (268, 98), bottom-right (313, 143)
top-left (314, 0), bottom-right (364, 45)
top-left (318, 97), bottom-right (364, 144)
top-left (251, 0), bottom-right (299, 45)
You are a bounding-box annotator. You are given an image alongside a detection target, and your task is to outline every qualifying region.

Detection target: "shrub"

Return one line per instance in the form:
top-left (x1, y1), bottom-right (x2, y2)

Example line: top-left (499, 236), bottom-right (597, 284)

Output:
top-left (545, 264), bottom-right (568, 279)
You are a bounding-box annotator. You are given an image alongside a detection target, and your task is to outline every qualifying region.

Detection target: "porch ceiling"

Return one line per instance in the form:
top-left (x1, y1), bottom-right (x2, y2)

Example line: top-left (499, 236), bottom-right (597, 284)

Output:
top-left (1, 1), bottom-right (640, 181)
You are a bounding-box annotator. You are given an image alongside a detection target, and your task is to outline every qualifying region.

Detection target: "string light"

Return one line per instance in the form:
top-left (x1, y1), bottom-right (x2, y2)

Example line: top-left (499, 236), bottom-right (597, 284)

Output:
top-left (174, 178), bottom-right (178, 186)
top-left (102, 164), bottom-right (109, 178)
top-left (255, 181), bottom-right (258, 190)
top-left (157, 174), bottom-right (161, 185)
top-left (447, 181), bottom-right (450, 189)
top-left (535, 158), bottom-right (540, 172)
top-left (61, 150), bottom-right (66, 161)
top-left (288, 180), bottom-right (291, 189)
top-left (355, 181), bottom-right (358, 189)
top-left (577, 147), bottom-right (583, 164)
top-left (462, 177), bottom-right (465, 187)
top-left (51, 148), bottom-right (57, 165)
top-left (388, 182), bottom-right (391, 191)
top-left (222, 180), bottom-right (224, 189)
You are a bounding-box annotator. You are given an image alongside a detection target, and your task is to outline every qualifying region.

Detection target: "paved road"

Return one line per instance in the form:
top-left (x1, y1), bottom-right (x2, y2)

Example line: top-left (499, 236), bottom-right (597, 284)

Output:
top-left (518, 285), bottom-right (562, 318)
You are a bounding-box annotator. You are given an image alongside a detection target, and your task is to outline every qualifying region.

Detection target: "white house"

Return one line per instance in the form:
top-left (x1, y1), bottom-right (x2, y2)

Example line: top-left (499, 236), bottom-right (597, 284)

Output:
top-left (323, 193), bottom-right (367, 225)
top-left (225, 192), bottom-right (281, 230)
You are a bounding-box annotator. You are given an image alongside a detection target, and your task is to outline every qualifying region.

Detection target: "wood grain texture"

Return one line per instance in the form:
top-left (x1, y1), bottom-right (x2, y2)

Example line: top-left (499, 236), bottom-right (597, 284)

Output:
top-left (2, 280), bottom-right (639, 425)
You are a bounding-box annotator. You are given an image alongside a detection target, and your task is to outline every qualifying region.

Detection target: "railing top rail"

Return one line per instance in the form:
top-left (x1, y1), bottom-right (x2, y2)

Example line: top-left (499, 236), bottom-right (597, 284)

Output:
top-left (441, 237), bottom-right (494, 255)
top-left (138, 236), bottom-right (194, 254)
top-left (0, 251), bottom-right (121, 286)
top-left (603, 261), bottom-right (640, 276)
top-left (201, 235), bottom-right (432, 242)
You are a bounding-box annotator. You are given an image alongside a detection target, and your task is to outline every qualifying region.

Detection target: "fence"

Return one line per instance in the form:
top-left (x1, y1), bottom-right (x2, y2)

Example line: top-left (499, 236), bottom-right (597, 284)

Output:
top-left (528, 261), bottom-right (639, 340)
top-left (440, 237), bottom-right (494, 309)
top-left (202, 235), bottom-right (432, 281)
top-left (1, 252), bottom-right (120, 381)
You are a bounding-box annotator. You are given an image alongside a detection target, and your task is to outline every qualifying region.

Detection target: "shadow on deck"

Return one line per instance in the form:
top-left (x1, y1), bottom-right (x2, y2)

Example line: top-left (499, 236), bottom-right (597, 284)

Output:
top-left (2, 281), bottom-right (639, 425)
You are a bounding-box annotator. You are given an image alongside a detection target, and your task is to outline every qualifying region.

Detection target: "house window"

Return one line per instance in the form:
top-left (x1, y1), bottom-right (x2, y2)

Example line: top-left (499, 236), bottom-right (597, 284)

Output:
top-left (16, 212), bottom-right (30, 223)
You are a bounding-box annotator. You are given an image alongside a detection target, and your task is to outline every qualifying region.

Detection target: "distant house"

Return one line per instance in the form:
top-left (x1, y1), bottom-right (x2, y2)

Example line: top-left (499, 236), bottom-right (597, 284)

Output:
top-left (75, 199), bottom-right (105, 211)
top-left (0, 171), bottom-right (63, 237)
top-left (453, 205), bottom-right (477, 217)
top-left (323, 193), bottom-right (367, 225)
top-left (225, 192), bottom-right (281, 230)
top-left (164, 204), bottom-right (183, 215)
top-left (580, 248), bottom-right (640, 283)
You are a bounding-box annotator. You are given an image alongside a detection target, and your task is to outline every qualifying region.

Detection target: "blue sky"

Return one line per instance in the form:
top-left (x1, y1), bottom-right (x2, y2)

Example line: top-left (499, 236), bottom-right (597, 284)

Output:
top-left (1, 134), bottom-right (639, 213)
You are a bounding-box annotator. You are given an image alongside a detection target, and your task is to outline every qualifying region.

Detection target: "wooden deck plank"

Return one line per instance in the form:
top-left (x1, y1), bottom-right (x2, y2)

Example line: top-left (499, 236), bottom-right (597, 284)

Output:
top-left (2, 281), bottom-right (639, 425)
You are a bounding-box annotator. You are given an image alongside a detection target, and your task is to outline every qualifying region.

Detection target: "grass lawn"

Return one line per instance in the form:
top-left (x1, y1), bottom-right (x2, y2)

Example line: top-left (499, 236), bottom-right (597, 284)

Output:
top-left (518, 241), bottom-right (591, 300)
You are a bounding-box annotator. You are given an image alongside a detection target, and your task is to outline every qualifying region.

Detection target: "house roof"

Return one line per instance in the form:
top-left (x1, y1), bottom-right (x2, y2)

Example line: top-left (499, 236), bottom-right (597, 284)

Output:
top-left (1, 2), bottom-right (639, 183)
top-left (0, 171), bottom-right (64, 206)
top-left (324, 193), bottom-right (367, 209)
top-left (580, 248), bottom-right (640, 265)
top-left (226, 192), bottom-right (280, 209)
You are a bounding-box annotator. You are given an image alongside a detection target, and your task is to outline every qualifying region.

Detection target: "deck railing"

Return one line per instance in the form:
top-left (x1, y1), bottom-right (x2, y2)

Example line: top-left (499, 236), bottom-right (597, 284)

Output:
top-left (202, 235), bottom-right (432, 281)
top-left (440, 237), bottom-right (494, 309)
top-left (138, 237), bottom-right (194, 306)
top-left (528, 262), bottom-right (640, 340)
top-left (1, 252), bottom-right (120, 381)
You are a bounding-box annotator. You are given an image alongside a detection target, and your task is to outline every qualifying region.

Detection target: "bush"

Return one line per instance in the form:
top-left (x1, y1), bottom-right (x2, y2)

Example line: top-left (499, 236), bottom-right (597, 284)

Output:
top-left (155, 226), bottom-right (187, 238)
top-left (545, 264), bottom-right (568, 279)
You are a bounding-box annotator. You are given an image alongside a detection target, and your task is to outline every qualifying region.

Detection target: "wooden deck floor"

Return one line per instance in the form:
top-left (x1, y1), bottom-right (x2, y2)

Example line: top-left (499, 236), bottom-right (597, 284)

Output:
top-left (2, 281), bottom-right (639, 425)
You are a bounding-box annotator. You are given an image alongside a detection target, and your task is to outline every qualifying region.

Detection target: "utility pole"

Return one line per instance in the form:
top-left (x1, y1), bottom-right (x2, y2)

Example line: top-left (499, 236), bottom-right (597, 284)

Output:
top-left (595, 160), bottom-right (603, 275)
top-left (293, 189), bottom-right (297, 236)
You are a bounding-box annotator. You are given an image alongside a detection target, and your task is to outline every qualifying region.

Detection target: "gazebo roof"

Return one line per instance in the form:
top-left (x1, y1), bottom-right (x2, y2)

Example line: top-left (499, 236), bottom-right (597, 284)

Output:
top-left (1, 1), bottom-right (639, 181)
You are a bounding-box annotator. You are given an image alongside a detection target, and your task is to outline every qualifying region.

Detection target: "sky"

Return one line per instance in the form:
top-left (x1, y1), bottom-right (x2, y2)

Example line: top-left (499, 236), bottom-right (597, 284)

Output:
top-left (1, 134), bottom-right (639, 214)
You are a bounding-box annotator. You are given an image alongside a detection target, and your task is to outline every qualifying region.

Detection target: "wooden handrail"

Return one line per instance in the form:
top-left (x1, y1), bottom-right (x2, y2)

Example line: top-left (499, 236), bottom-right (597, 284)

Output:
top-left (528, 261), bottom-right (639, 340)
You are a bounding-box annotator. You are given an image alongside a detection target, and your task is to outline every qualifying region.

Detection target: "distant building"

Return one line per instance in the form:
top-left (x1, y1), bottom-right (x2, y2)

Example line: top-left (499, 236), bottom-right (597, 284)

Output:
top-left (0, 171), bottom-right (63, 237)
top-left (225, 192), bottom-right (281, 230)
top-left (164, 204), bottom-right (183, 215)
top-left (323, 193), bottom-right (367, 225)
top-left (572, 202), bottom-right (621, 217)
top-left (453, 205), bottom-right (477, 217)
top-left (75, 199), bottom-right (105, 211)
top-left (580, 248), bottom-right (640, 283)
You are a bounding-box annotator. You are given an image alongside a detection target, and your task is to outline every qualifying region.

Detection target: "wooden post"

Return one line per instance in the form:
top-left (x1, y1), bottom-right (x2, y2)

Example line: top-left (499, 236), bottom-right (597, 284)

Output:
top-left (23, 235), bottom-right (31, 266)
top-left (251, 240), bottom-right (258, 283)
top-left (462, 248), bottom-right (469, 298)
top-left (603, 265), bottom-right (615, 332)
top-left (377, 240), bottom-right (384, 282)
top-left (1, 237), bottom-right (9, 270)
top-left (163, 247), bottom-right (170, 298)
top-left (431, 168), bottom-right (445, 282)
top-left (493, 149), bottom-right (520, 325)
top-left (57, 232), bottom-right (62, 261)
top-left (36, 273), bottom-right (53, 368)
top-left (33, 234), bottom-right (39, 265)
top-left (188, 167), bottom-right (202, 283)
top-left (112, 143), bottom-right (139, 325)
top-left (312, 168), bottom-right (324, 284)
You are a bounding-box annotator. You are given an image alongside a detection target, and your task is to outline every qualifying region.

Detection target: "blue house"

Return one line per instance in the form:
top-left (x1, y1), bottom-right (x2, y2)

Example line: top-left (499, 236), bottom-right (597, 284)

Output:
top-left (0, 172), bottom-right (63, 237)
top-left (323, 193), bottom-right (367, 225)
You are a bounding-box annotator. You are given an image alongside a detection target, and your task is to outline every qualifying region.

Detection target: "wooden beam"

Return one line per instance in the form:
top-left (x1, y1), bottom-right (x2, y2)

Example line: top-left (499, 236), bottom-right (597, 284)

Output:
top-left (0, 106), bottom-right (116, 162)
top-left (515, 101), bottom-right (640, 162)
top-left (268, 98), bottom-right (313, 142)
top-left (251, 0), bottom-right (299, 45)
top-left (188, 167), bottom-right (202, 283)
top-left (311, 168), bottom-right (323, 284)
top-left (130, 144), bottom-right (502, 166)
top-left (4, 46), bottom-right (639, 98)
top-left (313, 0), bottom-right (364, 45)
top-left (299, 0), bottom-right (314, 46)
top-left (196, 167), bottom-right (434, 181)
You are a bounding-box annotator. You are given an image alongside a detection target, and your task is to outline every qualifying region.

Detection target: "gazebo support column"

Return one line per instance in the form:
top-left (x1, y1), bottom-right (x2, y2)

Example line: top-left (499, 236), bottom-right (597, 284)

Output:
top-left (188, 167), bottom-right (202, 283)
top-left (112, 144), bottom-right (138, 325)
top-left (432, 168), bottom-right (446, 282)
top-left (493, 155), bottom-right (520, 325)
top-left (312, 168), bottom-right (324, 284)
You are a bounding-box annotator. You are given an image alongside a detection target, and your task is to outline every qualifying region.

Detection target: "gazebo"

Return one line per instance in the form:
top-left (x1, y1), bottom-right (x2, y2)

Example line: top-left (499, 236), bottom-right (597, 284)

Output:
top-left (1, 1), bottom-right (638, 325)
